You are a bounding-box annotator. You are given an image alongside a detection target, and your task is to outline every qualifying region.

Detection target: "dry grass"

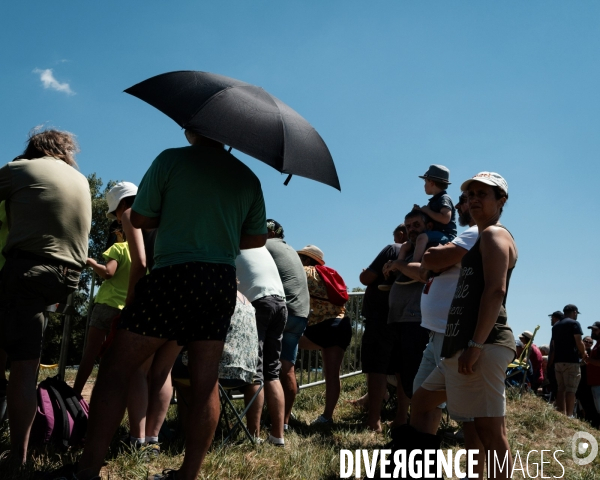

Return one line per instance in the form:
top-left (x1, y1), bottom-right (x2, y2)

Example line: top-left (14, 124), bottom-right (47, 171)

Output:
top-left (0, 373), bottom-right (599, 479)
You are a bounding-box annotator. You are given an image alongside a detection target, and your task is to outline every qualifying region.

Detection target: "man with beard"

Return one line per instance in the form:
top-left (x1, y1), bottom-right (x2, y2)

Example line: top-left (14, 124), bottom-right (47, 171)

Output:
top-left (382, 210), bottom-right (433, 427)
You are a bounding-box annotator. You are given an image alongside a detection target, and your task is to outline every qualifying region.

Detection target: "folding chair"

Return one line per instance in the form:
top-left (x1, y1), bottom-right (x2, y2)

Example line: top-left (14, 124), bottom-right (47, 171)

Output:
top-left (217, 379), bottom-right (263, 447)
top-left (171, 376), bottom-right (263, 447)
top-left (506, 325), bottom-right (540, 392)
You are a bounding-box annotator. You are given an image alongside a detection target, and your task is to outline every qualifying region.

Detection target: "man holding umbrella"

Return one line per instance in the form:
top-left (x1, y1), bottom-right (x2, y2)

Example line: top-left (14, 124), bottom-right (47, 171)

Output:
top-left (77, 130), bottom-right (267, 480)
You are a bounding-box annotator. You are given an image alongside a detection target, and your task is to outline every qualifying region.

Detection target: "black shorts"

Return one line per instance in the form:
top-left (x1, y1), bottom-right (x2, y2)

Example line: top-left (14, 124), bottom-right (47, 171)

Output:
top-left (252, 295), bottom-right (287, 382)
top-left (119, 262), bottom-right (237, 344)
top-left (0, 257), bottom-right (79, 361)
top-left (303, 317), bottom-right (352, 350)
top-left (361, 319), bottom-right (396, 375)
top-left (389, 321), bottom-right (430, 398)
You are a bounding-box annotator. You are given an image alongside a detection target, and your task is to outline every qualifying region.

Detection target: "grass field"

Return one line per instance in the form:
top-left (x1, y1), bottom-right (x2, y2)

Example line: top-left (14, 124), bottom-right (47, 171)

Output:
top-left (0, 371), bottom-right (599, 479)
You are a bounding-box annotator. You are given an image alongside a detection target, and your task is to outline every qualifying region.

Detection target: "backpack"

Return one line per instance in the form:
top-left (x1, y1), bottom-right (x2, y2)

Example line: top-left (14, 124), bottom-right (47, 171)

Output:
top-left (314, 265), bottom-right (349, 306)
top-left (30, 375), bottom-right (89, 449)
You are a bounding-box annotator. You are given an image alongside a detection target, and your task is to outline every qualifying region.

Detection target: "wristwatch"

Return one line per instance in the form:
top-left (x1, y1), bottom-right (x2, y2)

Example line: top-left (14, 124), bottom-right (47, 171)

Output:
top-left (468, 339), bottom-right (484, 349)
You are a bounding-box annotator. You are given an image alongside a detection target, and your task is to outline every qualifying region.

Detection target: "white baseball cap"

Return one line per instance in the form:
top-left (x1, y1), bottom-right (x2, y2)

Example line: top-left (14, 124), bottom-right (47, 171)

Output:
top-left (460, 172), bottom-right (508, 195)
top-left (106, 182), bottom-right (138, 220)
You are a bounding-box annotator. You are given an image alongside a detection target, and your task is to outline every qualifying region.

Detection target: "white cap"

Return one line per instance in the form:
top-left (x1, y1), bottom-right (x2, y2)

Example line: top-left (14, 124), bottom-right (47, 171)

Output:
top-left (460, 172), bottom-right (508, 195)
top-left (106, 182), bottom-right (138, 220)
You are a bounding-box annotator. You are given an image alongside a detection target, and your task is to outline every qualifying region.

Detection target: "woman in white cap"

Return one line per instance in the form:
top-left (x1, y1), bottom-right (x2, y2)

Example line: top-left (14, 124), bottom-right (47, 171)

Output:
top-left (411, 172), bottom-right (518, 476)
top-left (296, 245), bottom-right (352, 425)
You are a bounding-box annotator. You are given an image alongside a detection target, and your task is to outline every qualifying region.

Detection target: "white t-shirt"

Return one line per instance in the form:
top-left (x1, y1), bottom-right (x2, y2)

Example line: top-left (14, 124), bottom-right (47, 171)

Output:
top-left (420, 226), bottom-right (479, 333)
top-left (235, 246), bottom-right (285, 303)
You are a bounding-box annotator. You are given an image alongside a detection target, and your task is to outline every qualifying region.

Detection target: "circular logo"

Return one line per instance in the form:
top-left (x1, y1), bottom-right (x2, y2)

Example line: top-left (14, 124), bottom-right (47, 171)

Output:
top-left (572, 431), bottom-right (598, 466)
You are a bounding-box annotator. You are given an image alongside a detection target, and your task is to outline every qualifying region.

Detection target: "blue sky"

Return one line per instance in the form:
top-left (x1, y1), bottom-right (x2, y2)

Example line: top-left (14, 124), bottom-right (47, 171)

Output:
top-left (1, 1), bottom-right (599, 347)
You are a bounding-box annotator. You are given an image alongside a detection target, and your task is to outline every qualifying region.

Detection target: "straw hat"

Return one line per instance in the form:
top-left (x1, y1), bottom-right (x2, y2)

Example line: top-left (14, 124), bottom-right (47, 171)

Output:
top-left (297, 245), bottom-right (325, 265)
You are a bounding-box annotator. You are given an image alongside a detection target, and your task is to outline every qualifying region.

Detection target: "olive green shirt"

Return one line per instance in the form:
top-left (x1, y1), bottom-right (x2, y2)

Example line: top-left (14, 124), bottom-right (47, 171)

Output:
top-left (0, 156), bottom-right (91, 268)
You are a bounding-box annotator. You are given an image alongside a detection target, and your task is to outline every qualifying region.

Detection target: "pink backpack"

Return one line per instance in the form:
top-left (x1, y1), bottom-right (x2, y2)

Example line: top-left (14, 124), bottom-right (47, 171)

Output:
top-left (30, 376), bottom-right (89, 449)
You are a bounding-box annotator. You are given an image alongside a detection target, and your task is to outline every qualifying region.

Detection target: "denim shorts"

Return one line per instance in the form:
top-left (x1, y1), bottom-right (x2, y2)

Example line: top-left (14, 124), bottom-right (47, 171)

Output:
top-left (280, 314), bottom-right (308, 364)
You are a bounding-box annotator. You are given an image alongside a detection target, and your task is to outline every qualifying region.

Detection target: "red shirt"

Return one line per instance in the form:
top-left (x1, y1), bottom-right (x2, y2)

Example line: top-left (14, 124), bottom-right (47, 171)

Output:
top-left (587, 343), bottom-right (600, 386)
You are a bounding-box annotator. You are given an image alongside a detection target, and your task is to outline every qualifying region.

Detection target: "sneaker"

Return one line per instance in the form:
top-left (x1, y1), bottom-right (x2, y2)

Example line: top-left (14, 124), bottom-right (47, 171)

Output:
top-left (283, 424), bottom-right (289, 432)
top-left (267, 434), bottom-right (285, 447)
top-left (311, 415), bottom-right (333, 425)
top-left (143, 442), bottom-right (161, 459)
top-left (148, 470), bottom-right (178, 480)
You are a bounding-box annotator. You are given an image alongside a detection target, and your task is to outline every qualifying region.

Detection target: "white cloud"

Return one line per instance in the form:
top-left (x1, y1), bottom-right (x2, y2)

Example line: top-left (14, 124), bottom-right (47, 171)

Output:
top-left (33, 68), bottom-right (75, 95)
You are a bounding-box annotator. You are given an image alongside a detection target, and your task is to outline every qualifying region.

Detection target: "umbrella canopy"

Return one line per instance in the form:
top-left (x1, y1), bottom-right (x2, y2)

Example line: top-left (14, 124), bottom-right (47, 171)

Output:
top-left (125, 71), bottom-right (340, 190)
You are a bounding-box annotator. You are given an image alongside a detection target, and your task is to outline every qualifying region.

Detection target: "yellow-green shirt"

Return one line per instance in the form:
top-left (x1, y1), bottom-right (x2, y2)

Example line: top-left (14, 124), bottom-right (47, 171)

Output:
top-left (94, 242), bottom-right (131, 309)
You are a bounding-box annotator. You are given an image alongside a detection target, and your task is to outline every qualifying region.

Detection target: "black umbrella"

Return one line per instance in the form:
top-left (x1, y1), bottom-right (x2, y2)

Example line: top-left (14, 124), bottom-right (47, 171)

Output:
top-left (124, 71), bottom-right (340, 191)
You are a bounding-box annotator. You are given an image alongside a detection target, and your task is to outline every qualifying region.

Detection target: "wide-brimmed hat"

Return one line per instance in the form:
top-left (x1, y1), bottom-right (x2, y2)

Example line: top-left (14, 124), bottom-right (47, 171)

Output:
top-left (419, 165), bottom-right (451, 184)
top-left (563, 304), bottom-right (581, 314)
top-left (106, 182), bottom-right (138, 220)
top-left (520, 330), bottom-right (534, 341)
top-left (461, 172), bottom-right (508, 195)
top-left (297, 245), bottom-right (325, 265)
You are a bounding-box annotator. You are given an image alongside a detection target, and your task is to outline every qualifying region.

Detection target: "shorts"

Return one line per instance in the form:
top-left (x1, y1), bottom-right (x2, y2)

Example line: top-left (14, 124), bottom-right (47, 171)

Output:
top-left (303, 317), bottom-right (352, 350)
top-left (554, 362), bottom-right (581, 393)
top-left (361, 320), bottom-right (395, 375)
top-left (89, 303), bottom-right (121, 330)
top-left (425, 230), bottom-right (450, 245)
top-left (119, 262), bottom-right (236, 344)
top-left (389, 321), bottom-right (430, 398)
top-left (0, 257), bottom-right (80, 362)
top-left (280, 314), bottom-right (308, 364)
top-left (252, 295), bottom-right (287, 382)
top-left (421, 344), bottom-right (514, 418)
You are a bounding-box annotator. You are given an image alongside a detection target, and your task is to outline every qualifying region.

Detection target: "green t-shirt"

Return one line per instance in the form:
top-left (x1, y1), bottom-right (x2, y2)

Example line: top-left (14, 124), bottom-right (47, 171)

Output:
top-left (0, 201), bottom-right (8, 270)
top-left (94, 242), bottom-right (131, 310)
top-left (132, 145), bottom-right (267, 269)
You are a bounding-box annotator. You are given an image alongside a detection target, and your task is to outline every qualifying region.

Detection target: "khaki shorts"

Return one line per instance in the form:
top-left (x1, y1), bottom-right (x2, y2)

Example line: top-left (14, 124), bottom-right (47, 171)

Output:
top-left (421, 344), bottom-right (514, 418)
top-left (554, 362), bottom-right (581, 393)
top-left (89, 303), bottom-right (121, 330)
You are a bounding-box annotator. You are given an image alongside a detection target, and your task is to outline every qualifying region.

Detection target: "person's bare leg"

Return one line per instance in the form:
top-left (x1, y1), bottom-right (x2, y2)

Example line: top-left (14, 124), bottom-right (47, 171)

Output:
top-left (76, 331), bottom-right (166, 479)
top-left (322, 346), bottom-right (345, 419)
top-left (74, 326), bottom-right (107, 394)
top-left (0, 349), bottom-right (8, 381)
top-left (365, 373), bottom-right (388, 431)
top-left (463, 421), bottom-right (485, 479)
top-left (177, 340), bottom-right (225, 480)
top-left (6, 359), bottom-right (39, 464)
top-left (145, 341), bottom-right (183, 438)
top-left (265, 379), bottom-right (285, 438)
top-left (566, 392), bottom-right (576, 417)
top-left (244, 384), bottom-right (264, 437)
top-left (280, 359), bottom-right (297, 425)
top-left (409, 386), bottom-right (447, 433)
top-left (391, 372), bottom-right (411, 427)
top-left (412, 233), bottom-right (429, 262)
top-left (127, 355), bottom-right (153, 440)
top-left (474, 417), bottom-right (512, 479)
top-left (555, 389), bottom-right (566, 415)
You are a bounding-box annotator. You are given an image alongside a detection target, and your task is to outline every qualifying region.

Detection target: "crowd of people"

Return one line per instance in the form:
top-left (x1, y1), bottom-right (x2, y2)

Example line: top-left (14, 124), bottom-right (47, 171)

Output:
top-left (0, 127), bottom-right (595, 480)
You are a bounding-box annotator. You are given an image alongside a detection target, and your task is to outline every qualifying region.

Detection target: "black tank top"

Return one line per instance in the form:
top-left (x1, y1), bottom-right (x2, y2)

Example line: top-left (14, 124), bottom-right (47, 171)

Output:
top-left (441, 225), bottom-right (516, 358)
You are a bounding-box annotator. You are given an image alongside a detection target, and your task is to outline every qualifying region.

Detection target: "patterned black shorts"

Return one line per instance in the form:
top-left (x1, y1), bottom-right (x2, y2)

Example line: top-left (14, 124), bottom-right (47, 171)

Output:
top-left (119, 262), bottom-right (237, 344)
